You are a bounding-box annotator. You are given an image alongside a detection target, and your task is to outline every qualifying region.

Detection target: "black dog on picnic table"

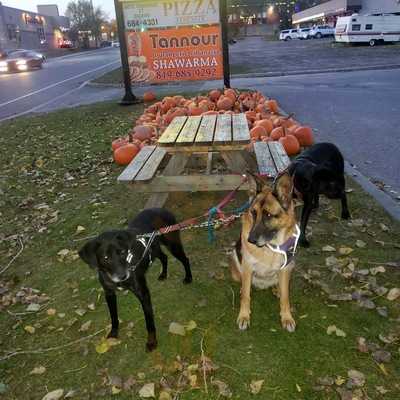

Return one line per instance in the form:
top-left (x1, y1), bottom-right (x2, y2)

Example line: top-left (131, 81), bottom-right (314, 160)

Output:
top-left (288, 142), bottom-right (351, 247)
top-left (78, 208), bottom-right (192, 352)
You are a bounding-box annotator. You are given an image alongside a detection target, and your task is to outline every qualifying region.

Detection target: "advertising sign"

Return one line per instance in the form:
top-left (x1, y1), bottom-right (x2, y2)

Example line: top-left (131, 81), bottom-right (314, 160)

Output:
top-left (126, 25), bottom-right (223, 83)
top-left (122, 0), bottom-right (220, 29)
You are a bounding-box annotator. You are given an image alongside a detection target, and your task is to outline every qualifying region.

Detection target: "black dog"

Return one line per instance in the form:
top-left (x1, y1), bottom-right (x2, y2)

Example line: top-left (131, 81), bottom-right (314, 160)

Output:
top-left (78, 208), bottom-right (192, 352)
top-left (288, 142), bottom-right (351, 247)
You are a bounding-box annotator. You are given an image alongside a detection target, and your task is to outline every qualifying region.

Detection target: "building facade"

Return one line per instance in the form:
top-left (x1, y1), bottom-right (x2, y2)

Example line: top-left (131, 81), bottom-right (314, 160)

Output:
top-left (0, 2), bottom-right (70, 51)
top-left (292, 0), bottom-right (400, 26)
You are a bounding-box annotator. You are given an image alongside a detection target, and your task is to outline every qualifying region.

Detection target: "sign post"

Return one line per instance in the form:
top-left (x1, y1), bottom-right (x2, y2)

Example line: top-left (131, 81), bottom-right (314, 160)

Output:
top-left (113, 0), bottom-right (140, 105)
top-left (219, 0), bottom-right (231, 88)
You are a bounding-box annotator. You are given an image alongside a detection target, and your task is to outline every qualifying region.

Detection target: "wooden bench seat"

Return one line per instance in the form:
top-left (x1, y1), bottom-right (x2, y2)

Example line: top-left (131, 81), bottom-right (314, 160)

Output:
top-left (254, 141), bottom-right (291, 177)
top-left (117, 145), bottom-right (167, 182)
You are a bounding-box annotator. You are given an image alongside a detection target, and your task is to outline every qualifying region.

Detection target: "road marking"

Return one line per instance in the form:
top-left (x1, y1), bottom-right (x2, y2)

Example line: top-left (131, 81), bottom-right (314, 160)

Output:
top-left (47, 48), bottom-right (119, 62)
top-left (0, 59), bottom-right (120, 109)
top-left (0, 80), bottom-right (92, 123)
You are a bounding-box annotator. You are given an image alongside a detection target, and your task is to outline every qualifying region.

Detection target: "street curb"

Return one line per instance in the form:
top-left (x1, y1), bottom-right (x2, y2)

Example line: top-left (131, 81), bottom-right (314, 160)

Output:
top-left (344, 162), bottom-right (400, 222)
top-left (233, 64), bottom-right (400, 79)
top-left (87, 63), bottom-right (400, 88)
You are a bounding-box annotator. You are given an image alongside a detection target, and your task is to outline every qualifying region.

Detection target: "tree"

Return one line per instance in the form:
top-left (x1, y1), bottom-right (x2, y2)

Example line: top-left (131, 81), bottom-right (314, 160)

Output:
top-left (66, 0), bottom-right (106, 47)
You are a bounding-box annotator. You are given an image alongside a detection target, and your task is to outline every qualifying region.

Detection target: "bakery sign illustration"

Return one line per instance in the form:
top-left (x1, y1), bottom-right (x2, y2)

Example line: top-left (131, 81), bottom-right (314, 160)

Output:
top-left (121, 0), bottom-right (223, 83)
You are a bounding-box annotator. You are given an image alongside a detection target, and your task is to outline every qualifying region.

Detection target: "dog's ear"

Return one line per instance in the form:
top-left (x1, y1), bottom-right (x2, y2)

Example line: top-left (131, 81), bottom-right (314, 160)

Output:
top-left (273, 172), bottom-right (293, 210)
top-left (247, 172), bottom-right (266, 198)
top-left (79, 239), bottom-right (100, 269)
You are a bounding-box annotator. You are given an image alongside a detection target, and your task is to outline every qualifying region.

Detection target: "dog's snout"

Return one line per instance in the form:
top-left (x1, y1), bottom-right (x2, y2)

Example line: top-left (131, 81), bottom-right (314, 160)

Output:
top-left (248, 233), bottom-right (257, 245)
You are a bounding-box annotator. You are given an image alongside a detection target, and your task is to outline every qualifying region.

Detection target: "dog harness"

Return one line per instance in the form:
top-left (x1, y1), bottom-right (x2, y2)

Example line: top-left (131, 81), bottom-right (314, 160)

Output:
top-left (266, 224), bottom-right (301, 269)
top-left (126, 232), bottom-right (157, 273)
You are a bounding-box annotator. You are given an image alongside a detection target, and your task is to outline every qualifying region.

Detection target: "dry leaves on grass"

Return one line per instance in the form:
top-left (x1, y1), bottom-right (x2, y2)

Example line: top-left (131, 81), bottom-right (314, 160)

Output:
top-left (41, 389), bottom-right (64, 400)
top-left (138, 383), bottom-right (155, 398)
top-left (95, 337), bottom-right (121, 354)
top-left (326, 325), bottom-right (346, 337)
top-left (249, 379), bottom-right (264, 395)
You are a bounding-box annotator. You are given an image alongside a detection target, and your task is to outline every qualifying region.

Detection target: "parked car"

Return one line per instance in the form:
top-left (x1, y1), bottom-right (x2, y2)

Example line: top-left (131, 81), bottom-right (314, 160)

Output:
top-left (111, 41), bottom-right (120, 48)
top-left (310, 25), bottom-right (335, 38)
top-left (100, 40), bottom-right (112, 47)
top-left (59, 39), bottom-right (73, 48)
top-left (279, 29), bottom-right (299, 41)
top-left (298, 28), bottom-right (312, 39)
top-left (0, 50), bottom-right (45, 73)
top-left (335, 13), bottom-right (400, 46)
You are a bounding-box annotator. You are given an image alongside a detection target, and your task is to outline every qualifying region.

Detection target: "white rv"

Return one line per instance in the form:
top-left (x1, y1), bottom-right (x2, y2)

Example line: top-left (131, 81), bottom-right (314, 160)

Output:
top-left (335, 13), bottom-right (400, 46)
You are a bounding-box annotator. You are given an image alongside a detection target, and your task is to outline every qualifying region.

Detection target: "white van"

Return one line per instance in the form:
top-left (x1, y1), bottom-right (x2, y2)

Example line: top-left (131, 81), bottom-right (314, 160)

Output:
top-left (335, 13), bottom-right (400, 46)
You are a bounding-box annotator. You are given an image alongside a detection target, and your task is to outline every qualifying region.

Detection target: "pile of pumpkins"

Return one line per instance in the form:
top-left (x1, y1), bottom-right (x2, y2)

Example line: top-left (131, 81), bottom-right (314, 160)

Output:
top-left (112, 89), bottom-right (314, 165)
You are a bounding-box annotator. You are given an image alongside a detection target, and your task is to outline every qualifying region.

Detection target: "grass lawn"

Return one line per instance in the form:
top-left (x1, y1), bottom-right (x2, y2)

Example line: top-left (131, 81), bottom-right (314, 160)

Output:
top-left (0, 102), bottom-right (400, 400)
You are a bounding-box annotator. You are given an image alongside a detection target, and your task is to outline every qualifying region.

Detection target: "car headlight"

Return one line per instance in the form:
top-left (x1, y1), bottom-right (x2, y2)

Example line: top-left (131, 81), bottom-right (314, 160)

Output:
top-left (0, 61), bottom-right (7, 67)
top-left (16, 59), bottom-right (27, 65)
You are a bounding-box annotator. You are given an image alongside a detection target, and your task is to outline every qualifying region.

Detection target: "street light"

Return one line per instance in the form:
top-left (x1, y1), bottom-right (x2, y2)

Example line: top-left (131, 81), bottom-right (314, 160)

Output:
top-left (268, 5), bottom-right (274, 16)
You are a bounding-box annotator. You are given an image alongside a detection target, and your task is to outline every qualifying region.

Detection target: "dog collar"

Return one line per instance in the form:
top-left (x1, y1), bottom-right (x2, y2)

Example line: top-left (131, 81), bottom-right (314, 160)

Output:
top-left (266, 225), bottom-right (301, 269)
top-left (125, 233), bottom-right (156, 277)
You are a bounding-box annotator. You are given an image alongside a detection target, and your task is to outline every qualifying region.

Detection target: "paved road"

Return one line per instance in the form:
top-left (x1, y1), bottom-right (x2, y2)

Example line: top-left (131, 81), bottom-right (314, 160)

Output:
top-left (0, 48), bottom-right (121, 121)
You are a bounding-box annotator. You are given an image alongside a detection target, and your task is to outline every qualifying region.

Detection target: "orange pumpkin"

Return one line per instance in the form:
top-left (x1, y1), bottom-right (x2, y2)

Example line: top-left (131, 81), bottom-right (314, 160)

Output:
top-left (270, 126), bottom-right (284, 141)
top-left (293, 126), bottom-right (314, 147)
top-left (217, 96), bottom-right (233, 111)
top-left (279, 134), bottom-right (300, 156)
top-left (112, 137), bottom-right (129, 151)
top-left (254, 119), bottom-right (273, 135)
top-left (224, 88), bottom-right (237, 102)
top-left (250, 125), bottom-right (266, 140)
top-left (132, 125), bottom-right (153, 141)
top-left (209, 89), bottom-right (222, 101)
top-left (265, 99), bottom-right (279, 113)
top-left (114, 143), bottom-right (140, 165)
top-left (143, 91), bottom-right (156, 102)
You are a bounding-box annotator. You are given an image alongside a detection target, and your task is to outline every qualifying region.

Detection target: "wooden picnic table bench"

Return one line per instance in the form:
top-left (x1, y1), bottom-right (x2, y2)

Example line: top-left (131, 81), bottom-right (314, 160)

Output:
top-left (118, 113), bottom-right (290, 208)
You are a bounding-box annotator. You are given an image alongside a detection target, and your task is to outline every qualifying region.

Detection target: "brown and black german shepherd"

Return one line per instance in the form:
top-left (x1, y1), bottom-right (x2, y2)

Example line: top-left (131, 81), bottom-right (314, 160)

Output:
top-left (231, 172), bottom-right (298, 333)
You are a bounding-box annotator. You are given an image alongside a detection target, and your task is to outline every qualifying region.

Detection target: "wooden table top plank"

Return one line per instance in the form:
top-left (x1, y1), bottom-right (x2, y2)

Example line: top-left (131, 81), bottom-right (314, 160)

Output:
top-left (157, 116), bottom-right (188, 145)
top-left (232, 114), bottom-right (250, 143)
top-left (175, 115), bottom-right (202, 144)
top-left (135, 147), bottom-right (167, 181)
top-left (117, 145), bottom-right (156, 182)
top-left (195, 114), bottom-right (217, 145)
top-left (268, 142), bottom-right (291, 173)
top-left (213, 114), bottom-right (232, 143)
top-left (253, 142), bottom-right (277, 177)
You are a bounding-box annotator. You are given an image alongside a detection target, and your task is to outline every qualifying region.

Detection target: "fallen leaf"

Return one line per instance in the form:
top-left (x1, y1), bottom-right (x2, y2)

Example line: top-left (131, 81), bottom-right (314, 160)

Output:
top-left (111, 386), bottom-right (121, 395)
top-left (379, 223), bottom-right (389, 232)
top-left (188, 374), bottom-right (198, 388)
top-left (30, 366), bottom-right (46, 375)
top-left (376, 386), bottom-right (389, 394)
top-left (370, 266), bottom-right (386, 275)
top-left (139, 383), bottom-right (155, 398)
top-left (356, 240), bottom-right (366, 248)
top-left (75, 225), bottom-right (86, 234)
top-left (26, 303), bottom-right (41, 312)
top-left (249, 379), bottom-right (264, 395)
top-left (327, 325), bottom-right (346, 337)
top-left (335, 328), bottom-right (347, 337)
top-left (24, 325), bottom-right (35, 334)
top-left (322, 245), bottom-right (336, 252)
top-left (378, 363), bottom-right (389, 376)
top-left (386, 288), bottom-right (400, 301)
top-left (79, 320), bottom-right (92, 332)
top-left (185, 320), bottom-right (197, 332)
top-left (159, 391), bottom-right (172, 400)
top-left (95, 337), bottom-right (121, 354)
top-left (212, 379), bottom-right (232, 398)
top-left (295, 383), bottom-right (301, 392)
top-left (357, 337), bottom-right (368, 353)
top-left (168, 322), bottom-right (186, 336)
top-left (47, 308), bottom-right (57, 316)
top-left (42, 389), bottom-right (64, 400)
top-left (373, 350), bottom-right (391, 364)
top-left (347, 370), bottom-right (365, 387)
top-left (326, 256), bottom-right (339, 267)
top-left (335, 376), bottom-right (345, 386)
top-left (339, 247), bottom-right (353, 255)
top-left (75, 308), bottom-right (86, 317)
top-left (87, 303), bottom-right (96, 311)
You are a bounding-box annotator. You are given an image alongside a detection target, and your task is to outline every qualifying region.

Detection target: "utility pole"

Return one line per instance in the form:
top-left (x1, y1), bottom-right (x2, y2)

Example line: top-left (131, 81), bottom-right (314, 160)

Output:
top-left (113, 0), bottom-right (140, 105)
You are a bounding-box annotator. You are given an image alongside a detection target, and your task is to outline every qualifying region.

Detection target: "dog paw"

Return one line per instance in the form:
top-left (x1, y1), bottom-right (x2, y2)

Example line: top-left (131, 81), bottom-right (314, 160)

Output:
top-left (107, 329), bottom-right (119, 339)
top-left (183, 276), bottom-right (192, 284)
top-left (146, 339), bottom-right (158, 352)
top-left (341, 211), bottom-right (351, 220)
top-left (237, 313), bottom-right (250, 330)
top-left (281, 316), bottom-right (296, 333)
top-left (158, 273), bottom-right (167, 281)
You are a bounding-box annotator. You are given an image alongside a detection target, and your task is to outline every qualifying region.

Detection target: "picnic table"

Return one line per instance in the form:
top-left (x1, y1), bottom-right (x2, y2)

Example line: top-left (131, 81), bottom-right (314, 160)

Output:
top-left (118, 113), bottom-right (290, 208)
